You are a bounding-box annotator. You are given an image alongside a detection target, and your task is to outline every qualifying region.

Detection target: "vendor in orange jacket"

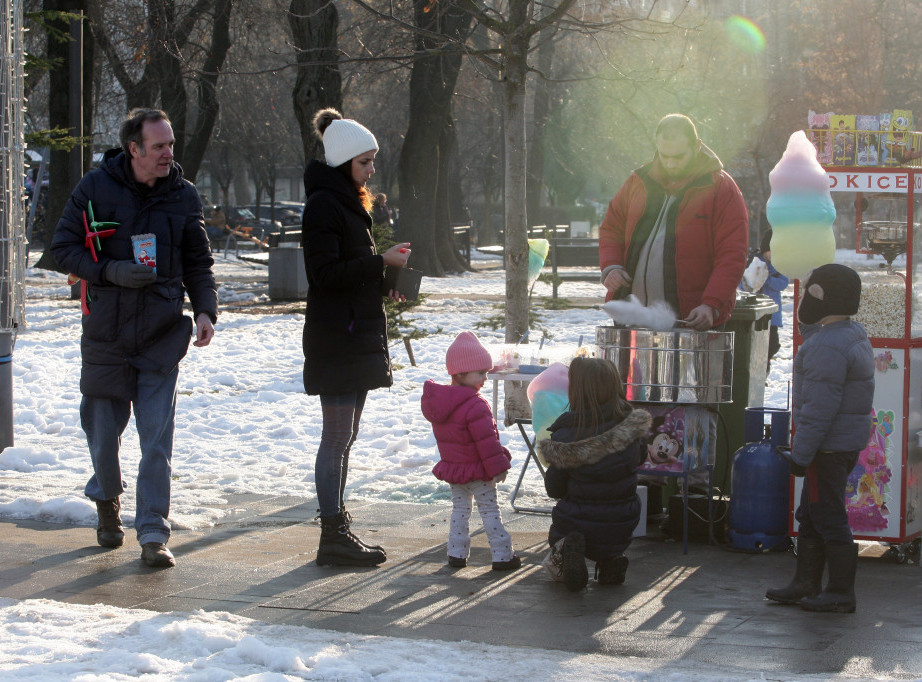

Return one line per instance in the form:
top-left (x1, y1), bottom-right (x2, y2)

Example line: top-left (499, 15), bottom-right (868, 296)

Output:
top-left (599, 114), bottom-right (749, 331)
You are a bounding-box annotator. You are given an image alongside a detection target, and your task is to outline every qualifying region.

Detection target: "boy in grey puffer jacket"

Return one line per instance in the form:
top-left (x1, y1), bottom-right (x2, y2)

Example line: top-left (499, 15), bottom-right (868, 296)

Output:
top-left (766, 264), bottom-right (874, 614)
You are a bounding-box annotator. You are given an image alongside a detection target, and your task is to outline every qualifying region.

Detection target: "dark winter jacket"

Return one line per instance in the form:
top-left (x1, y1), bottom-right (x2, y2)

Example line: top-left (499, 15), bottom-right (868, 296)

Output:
top-left (421, 380), bottom-right (512, 484)
top-left (792, 320), bottom-right (874, 467)
top-left (51, 149), bottom-right (217, 400)
top-left (598, 144), bottom-right (749, 325)
top-left (539, 407), bottom-right (652, 561)
top-left (301, 160), bottom-right (391, 395)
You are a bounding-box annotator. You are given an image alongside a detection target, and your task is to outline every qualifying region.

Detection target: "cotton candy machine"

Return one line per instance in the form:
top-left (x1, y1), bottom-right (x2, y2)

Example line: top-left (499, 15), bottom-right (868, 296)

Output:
top-left (596, 325), bottom-right (734, 404)
top-left (860, 220), bottom-right (908, 266)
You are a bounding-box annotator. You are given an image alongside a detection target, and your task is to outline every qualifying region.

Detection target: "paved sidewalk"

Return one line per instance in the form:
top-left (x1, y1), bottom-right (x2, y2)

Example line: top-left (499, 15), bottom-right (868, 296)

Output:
top-left (1, 496), bottom-right (920, 679)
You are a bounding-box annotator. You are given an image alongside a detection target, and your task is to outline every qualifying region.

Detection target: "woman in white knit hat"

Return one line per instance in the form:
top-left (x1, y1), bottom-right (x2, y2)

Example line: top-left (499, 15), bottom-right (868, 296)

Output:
top-left (301, 108), bottom-right (411, 568)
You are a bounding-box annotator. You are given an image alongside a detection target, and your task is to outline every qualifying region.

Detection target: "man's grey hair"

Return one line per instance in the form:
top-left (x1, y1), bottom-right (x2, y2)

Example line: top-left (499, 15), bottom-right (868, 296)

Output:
top-left (119, 108), bottom-right (170, 155)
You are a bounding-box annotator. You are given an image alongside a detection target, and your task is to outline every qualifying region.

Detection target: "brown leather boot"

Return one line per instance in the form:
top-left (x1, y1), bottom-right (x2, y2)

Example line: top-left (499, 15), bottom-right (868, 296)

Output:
top-left (95, 497), bottom-right (124, 548)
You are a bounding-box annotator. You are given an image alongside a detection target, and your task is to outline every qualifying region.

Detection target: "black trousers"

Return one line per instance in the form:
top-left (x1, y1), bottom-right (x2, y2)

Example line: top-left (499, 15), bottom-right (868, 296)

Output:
top-left (795, 450), bottom-right (859, 546)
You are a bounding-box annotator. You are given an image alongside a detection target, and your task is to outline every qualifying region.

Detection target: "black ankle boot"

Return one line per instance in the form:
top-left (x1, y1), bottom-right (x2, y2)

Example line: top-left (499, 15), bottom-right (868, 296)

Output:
top-left (341, 508), bottom-right (384, 551)
top-left (317, 513), bottom-right (387, 567)
top-left (766, 537), bottom-right (825, 604)
top-left (801, 542), bottom-right (858, 613)
top-left (95, 497), bottom-right (124, 548)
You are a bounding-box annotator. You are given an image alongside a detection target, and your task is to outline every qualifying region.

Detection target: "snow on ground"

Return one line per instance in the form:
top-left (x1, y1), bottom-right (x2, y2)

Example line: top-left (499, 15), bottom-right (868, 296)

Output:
top-left (2, 248), bottom-right (889, 681)
top-left (2, 596), bottom-right (877, 682)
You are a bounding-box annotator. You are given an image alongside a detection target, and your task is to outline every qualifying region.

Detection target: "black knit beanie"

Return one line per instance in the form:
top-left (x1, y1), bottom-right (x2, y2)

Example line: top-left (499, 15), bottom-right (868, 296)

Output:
top-left (798, 263), bottom-right (861, 325)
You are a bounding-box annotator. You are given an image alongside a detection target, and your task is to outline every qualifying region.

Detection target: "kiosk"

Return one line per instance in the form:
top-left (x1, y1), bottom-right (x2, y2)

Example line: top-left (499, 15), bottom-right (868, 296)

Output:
top-left (791, 161), bottom-right (922, 563)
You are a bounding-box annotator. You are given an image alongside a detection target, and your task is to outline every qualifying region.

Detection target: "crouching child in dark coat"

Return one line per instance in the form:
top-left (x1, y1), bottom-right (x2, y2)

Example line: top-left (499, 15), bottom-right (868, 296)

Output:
top-left (538, 357), bottom-right (651, 592)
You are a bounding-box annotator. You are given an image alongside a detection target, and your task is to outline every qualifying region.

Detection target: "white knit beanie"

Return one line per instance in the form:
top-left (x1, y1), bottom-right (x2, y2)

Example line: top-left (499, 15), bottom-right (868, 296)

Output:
top-left (323, 119), bottom-right (379, 168)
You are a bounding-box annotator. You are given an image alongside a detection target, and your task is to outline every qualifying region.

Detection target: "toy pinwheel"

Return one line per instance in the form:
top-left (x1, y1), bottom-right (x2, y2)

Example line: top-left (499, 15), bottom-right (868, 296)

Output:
top-left (82, 199), bottom-right (119, 262)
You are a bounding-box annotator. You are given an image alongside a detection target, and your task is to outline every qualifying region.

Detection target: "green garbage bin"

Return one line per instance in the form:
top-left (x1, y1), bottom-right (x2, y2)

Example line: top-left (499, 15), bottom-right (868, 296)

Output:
top-left (715, 291), bottom-right (778, 492)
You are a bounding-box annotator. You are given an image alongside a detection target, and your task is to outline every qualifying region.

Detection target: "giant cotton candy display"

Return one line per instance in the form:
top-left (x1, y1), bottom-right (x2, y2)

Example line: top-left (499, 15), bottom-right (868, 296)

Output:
top-left (526, 362), bottom-right (569, 464)
top-left (766, 130), bottom-right (837, 280)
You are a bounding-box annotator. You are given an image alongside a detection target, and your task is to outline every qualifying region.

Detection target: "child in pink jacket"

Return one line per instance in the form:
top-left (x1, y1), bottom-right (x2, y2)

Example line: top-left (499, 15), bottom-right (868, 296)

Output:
top-left (421, 332), bottom-right (521, 571)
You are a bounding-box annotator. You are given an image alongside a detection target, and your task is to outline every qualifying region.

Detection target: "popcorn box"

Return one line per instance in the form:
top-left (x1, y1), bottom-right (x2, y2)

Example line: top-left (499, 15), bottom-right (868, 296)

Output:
top-left (131, 233), bottom-right (157, 273)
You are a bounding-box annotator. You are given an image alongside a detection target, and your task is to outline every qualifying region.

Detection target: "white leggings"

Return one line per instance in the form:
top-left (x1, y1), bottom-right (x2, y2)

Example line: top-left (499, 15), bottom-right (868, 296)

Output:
top-left (448, 480), bottom-right (514, 562)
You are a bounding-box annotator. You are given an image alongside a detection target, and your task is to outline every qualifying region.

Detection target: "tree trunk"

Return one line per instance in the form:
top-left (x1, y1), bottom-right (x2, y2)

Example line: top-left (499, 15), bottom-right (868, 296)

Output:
top-left (289, 0), bottom-right (342, 163)
top-left (397, 0), bottom-right (472, 275)
top-left (148, 0), bottom-right (188, 163)
top-left (35, 0), bottom-right (85, 272)
top-left (183, 0), bottom-right (232, 182)
top-left (502, 39), bottom-right (530, 343)
top-left (527, 30), bottom-right (555, 229)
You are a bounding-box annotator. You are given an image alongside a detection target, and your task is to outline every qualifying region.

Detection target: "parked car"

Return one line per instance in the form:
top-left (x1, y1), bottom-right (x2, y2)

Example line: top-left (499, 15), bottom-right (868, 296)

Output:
top-left (242, 202), bottom-right (302, 228)
top-left (227, 206), bottom-right (281, 240)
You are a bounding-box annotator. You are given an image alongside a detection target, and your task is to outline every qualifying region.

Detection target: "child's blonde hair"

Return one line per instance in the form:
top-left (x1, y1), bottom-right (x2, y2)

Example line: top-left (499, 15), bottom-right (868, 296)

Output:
top-left (567, 357), bottom-right (632, 439)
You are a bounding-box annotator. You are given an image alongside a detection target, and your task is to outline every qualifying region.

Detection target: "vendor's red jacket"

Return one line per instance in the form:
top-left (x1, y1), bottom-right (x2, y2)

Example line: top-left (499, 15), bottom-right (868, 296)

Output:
top-left (598, 145), bottom-right (749, 326)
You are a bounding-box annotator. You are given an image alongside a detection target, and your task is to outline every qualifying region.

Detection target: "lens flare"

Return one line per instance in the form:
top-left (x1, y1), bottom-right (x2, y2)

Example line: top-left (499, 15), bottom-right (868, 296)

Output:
top-left (725, 15), bottom-right (766, 54)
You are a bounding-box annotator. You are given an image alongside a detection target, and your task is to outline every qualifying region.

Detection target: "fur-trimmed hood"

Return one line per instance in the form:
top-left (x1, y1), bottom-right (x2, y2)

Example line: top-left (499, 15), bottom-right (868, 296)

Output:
top-left (539, 409), bottom-right (651, 470)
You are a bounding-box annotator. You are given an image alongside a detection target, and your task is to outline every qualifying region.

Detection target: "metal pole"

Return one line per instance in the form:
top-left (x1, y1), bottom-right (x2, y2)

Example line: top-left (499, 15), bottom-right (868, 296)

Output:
top-left (0, 0), bottom-right (25, 449)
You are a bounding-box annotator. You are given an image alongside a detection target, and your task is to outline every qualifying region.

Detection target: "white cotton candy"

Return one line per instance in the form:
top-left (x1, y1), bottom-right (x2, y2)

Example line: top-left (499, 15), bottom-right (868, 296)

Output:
top-left (601, 295), bottom-right (678, 330)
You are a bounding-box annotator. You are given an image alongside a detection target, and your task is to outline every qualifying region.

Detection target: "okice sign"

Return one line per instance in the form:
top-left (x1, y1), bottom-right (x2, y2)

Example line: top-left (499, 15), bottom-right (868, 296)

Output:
top-left (826, 171), bottom-right (922, 193)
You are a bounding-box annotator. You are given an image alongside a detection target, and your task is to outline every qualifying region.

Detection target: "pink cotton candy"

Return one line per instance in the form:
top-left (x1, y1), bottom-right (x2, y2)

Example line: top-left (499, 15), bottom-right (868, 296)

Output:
top-left (768, 130), bottom-right (831, 194)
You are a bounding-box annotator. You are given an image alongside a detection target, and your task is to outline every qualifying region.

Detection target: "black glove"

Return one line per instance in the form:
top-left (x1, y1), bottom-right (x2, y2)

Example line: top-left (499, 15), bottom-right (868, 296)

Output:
top-left (104, 261), bottom-right (157, 288)
top-left (777, 446), bottom-right (807, 477)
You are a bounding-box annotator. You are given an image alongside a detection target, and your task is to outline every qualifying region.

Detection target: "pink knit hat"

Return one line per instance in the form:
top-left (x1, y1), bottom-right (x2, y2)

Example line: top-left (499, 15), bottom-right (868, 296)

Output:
top-left (446, 331), bottom-right (493, 375)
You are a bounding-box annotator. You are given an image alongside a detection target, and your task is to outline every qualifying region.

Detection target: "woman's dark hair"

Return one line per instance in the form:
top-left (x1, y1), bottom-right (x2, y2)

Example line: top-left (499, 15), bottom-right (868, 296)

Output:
top-left (119, 108), bottom-right (170, 154)
top-left (567, 357), bottom-right (632, 439)
top-left (312, 107), bottom-right (374, 212)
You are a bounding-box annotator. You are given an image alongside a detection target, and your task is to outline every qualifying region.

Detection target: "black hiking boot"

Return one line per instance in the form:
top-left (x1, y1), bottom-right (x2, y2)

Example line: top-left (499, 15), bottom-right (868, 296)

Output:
top-left (561, 532), bottom-right (588, 592)
top-left (766, 537), bottom-right (825, 605)
top-left (317, 513), bottom-right (387, 567)
top-left (95, 497), bottom-right (124, 548)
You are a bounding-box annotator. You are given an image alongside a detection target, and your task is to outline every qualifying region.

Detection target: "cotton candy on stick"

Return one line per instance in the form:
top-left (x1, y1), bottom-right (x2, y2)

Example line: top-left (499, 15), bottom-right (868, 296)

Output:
top-left (766, 130), bottom-right (837, 280)
top-left (527, 238), bottom-right (550, 286)
top-left (526, 362), bottom-right (570, 464)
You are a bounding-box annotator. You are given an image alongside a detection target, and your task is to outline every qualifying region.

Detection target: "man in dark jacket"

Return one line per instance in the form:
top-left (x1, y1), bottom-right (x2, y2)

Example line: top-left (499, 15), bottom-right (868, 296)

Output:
top-left (51, 108), bottom-right (217, 569)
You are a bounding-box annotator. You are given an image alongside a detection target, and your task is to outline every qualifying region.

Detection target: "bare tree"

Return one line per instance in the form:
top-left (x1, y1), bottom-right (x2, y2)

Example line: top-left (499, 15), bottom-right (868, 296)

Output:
top-left (87, 0), bottom-right (233, 181)
top-left (397, 0), bottom-right (473, 275)
top-left (289, 0), bottom-right (343, 163)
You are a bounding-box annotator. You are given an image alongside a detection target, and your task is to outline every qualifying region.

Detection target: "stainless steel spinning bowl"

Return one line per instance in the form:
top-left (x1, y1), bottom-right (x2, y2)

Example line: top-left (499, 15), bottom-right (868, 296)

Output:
top-left (595, 325), bottom-right (734, 404)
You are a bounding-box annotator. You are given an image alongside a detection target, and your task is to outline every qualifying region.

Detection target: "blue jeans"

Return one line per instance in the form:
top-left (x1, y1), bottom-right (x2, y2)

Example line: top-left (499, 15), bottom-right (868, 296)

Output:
top-left (316, 392), bottom-right (367, 517)
top-left (81, 367), bottom-right (178, 545)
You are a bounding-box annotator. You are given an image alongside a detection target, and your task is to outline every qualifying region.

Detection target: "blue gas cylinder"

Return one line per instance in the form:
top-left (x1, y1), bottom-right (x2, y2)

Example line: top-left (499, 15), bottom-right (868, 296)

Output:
top-left (728, 407), bottom-right (791, 552)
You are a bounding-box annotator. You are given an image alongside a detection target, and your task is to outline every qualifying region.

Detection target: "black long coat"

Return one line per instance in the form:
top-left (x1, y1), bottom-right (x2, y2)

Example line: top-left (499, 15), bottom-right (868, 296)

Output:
top-left (539, 407), bottom-right (651, 561)
top-left (51, 150), bottom-right (217, 400)
top-left (301, 160), bottom-right (391, 395)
